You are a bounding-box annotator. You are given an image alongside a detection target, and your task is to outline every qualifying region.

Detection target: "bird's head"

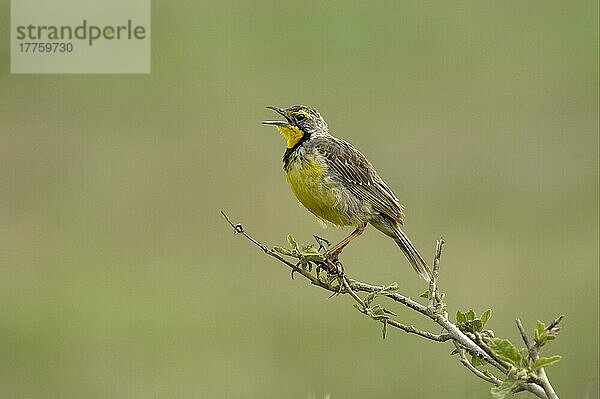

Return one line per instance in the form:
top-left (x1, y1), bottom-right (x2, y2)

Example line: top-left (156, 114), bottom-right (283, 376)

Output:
top-left (262, 105), bottom-right (328, 148)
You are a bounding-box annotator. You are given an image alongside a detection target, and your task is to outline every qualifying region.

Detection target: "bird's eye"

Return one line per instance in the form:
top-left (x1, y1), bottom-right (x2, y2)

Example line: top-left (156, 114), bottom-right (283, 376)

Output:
top-left (295, 113), bottom-right (307, 122)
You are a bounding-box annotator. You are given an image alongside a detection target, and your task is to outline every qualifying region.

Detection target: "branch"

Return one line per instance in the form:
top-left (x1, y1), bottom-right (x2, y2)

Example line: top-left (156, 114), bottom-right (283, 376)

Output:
top-left (516, 318), bottom-right (534, 353)
top-left (516, 318), bottom-right (562, 399)
top-left (453, 341), bottom-right (502, 386)
top-left (428, 238), bottom-right (444, 309)
top-left (220, 211), bottom-right (450, 342)
top-left (222, 211), bottom-right (562, 398)
top-left (514, 383), bottom-right (549, 399)
top-left (340, 278), bottom-right (507, 371)
top-left (342, 275), bottom-right (451, 342)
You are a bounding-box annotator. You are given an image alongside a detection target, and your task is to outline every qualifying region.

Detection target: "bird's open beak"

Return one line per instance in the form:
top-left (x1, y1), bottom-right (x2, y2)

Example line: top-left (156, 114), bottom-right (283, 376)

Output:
top-left (262, 106), bottom-right (292, 126)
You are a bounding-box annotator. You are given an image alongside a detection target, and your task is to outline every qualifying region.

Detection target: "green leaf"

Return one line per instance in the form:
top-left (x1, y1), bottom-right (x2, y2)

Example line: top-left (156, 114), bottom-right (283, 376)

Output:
top-left (287, 234), bottom-right (299, 251)
top-left (301, 246), bottom-right (320, 255)
top-left (273, 246), bottom-right (292, 256)
top-left (535, 320), bottom-right (545, 342)
top-left (364, 292), bottom-right (377, 305)
top-left (520, 348), bottom-right (530, 367)
top-left (370, 305), bottom-right (388, 319)
top-left (382, 307), bottom-right (398, 317)
top-left (472, 319), bottom-right (483, 332)
top-left (483, 370), bottom-right (496, 379)
top-left (480, 309), bottom-right (491, 326)
top-left (471, 355), bottom-right (487, 367)
top-left (465, 309), bottom-right (476, 321)
top-left (301, 253), bottom-right (324, 262)
top-left (533, 355), bottom-right (562, 369)
top-left (420, 290), bottom-right (429, 299)
top-left (490, 379), bottom-right (516, 399)
top-left (490, 338), bottom-right (522, 366)
top-left (456, 311), bottom-right (466, 324)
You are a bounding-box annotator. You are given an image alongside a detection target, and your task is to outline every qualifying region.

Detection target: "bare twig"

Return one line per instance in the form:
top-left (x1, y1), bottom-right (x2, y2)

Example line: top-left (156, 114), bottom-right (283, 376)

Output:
top-left (341, 276), bottom-right (365, 308)
top-left (516, 318), bottom-right (534, 352)
top-left (428, 239), bottom-right (444, 308)
top-left (385, 319), bottom-right (451, 342)
top-left (221, 211), bottom-right (332, 291)
top-left (453, 341), bottom-right (502, 386)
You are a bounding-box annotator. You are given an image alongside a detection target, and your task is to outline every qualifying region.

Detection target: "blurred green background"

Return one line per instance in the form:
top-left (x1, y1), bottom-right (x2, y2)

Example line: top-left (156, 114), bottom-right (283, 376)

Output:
top-left (1, 1), bottom-right (598, 398)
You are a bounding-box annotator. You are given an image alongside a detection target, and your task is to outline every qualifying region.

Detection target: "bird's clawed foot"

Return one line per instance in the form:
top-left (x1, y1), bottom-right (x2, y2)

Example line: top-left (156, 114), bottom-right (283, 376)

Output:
top-left (315, 254), bottom-right (344, 279)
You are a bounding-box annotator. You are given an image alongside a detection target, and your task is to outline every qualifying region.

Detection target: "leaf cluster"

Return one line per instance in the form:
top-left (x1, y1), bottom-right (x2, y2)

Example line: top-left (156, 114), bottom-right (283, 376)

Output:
top-left (454, 309), bottom-right (494, 366)
top-left (456, 308), bottom-right (492, 335)
top-left (454, 310), bottom-right (562, 398)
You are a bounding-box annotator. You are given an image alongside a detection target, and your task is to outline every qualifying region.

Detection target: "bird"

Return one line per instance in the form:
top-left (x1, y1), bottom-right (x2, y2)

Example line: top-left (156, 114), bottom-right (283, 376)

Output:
top-left (262, 104), bottom-right (432, 282)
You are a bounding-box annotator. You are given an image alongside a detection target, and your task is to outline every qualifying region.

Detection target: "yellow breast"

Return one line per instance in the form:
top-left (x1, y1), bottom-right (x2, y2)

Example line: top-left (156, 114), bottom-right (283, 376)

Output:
top-left (285, 156), bottom-right (354, 226)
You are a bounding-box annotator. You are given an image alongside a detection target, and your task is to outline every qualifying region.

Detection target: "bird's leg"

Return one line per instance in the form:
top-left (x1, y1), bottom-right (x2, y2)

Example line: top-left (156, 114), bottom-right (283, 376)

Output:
top-left (325, 222), bottom-right (367, 259)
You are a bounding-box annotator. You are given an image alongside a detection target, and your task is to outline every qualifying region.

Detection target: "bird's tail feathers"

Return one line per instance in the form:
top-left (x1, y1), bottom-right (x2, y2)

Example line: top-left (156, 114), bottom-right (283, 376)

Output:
top-left (392, 226), bottom-right (432, 283)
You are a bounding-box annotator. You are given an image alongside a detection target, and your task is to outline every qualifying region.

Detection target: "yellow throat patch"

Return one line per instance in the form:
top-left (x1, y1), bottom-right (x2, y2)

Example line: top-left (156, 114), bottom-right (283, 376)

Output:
top-left (277, 125), bottom-right (304, 148)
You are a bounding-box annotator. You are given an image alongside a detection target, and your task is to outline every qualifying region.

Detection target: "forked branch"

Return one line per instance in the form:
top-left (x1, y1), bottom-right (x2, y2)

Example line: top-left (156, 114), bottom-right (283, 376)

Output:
top-left (221, 211), bottom-right (563, 399)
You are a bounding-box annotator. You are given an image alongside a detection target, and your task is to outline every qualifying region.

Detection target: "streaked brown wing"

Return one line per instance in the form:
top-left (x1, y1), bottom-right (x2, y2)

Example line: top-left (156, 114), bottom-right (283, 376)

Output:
top-left (319, 137), bottom-right (405, 224)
